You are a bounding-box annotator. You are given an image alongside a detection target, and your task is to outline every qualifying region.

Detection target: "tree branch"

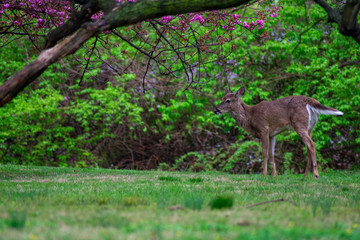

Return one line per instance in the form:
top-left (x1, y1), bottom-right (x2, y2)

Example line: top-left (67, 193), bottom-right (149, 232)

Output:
top-left (292, 16), bottom-right (326, 54)
top-left (79, 36), bottom-right (98, 85)
top-left (44, 0), bottom-right (100, 48)
top-left (313, 0), bottom-right (342, 23)
top-left (0, 22), bottom-right (102, 107)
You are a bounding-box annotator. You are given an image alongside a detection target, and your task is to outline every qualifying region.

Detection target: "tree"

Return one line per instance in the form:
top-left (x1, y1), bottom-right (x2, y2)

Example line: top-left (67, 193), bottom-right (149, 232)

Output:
top-left (0, 0), bottom-right (282, 107)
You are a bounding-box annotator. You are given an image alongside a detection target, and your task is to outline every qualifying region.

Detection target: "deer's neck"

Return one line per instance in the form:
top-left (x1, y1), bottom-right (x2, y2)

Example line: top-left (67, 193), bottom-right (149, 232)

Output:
top-left (231, 101), bottom-right (254, 134)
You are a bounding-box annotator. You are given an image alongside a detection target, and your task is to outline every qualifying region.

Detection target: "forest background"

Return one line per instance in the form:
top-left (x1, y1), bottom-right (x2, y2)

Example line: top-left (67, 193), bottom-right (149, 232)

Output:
top-left (0, 0), bottom-right (359, 174)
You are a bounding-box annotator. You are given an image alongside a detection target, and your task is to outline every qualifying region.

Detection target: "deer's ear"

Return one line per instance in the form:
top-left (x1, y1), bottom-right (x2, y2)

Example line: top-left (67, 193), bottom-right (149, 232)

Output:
top-left (224, 88), bottom-right (230, 94)
top-left (236, 86), bottom-right (245, 98)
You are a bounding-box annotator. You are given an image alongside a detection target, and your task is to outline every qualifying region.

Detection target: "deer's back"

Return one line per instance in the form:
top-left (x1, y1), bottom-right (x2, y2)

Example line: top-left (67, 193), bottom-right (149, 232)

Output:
top-left (250, 95), bottom-right (317, 133)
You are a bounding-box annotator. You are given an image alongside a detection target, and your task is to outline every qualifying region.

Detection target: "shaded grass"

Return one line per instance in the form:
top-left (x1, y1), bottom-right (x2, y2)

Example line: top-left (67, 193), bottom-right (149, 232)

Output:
top-left (0, 164), bottom-right (359, 239)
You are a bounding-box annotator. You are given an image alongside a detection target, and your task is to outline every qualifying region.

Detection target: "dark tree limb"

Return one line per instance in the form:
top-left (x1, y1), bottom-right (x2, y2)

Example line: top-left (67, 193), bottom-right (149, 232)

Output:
top-left (313, 0), bottom-right (360, 44)
top-left (339, 0), bottom-right (360, 43)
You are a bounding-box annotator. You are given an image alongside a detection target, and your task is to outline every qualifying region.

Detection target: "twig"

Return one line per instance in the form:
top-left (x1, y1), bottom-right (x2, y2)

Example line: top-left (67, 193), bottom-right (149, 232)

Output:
top-left (247, 198), bottom-right (297, 208)
top-left (112, 30), bottom-right (175, 77)
top-left (79, 36), bottom-right (98, 85)
top-left (292, 16), bottom-right (326, 54)
top-left (149, 20), bottom-right (192, 84)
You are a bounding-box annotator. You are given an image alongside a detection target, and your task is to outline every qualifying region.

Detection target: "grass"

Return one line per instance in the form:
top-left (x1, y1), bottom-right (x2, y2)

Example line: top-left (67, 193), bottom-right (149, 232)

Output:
top-left (0, 164), bottom-right (359, 240)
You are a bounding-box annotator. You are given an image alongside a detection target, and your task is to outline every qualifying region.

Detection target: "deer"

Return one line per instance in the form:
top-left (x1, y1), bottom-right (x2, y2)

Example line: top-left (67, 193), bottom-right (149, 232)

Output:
top-left (213, 87), bottom-right (343, 179)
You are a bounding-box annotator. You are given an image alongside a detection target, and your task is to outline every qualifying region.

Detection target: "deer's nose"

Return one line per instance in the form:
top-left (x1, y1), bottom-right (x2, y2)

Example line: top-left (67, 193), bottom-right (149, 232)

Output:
top-left (214, 108), bottom-right (221, 115)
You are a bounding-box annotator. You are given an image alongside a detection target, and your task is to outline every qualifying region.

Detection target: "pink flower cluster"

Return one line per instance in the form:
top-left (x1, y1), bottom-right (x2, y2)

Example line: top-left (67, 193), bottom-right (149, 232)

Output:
top-left (161, 15), bottom-right (173, 24)
top-left (1, 0), bottom-right (71, 28)
top-left (116, 0), bottom-right (137, 2)
top-left (223, 13), bottom-right (265, 31)
top-left (267, 6), bottom-right (280, 18)
top-left (190, 14), bottom-right (205, 24)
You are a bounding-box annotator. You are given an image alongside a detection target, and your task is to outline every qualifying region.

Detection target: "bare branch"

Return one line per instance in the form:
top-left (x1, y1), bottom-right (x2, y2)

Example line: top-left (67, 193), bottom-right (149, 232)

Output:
top-left (79, 36), bottom-right (98, 85)
top-left (149, 20), bottom-right (192, 84)
top-left (292, 16), bottom-right (326, 54)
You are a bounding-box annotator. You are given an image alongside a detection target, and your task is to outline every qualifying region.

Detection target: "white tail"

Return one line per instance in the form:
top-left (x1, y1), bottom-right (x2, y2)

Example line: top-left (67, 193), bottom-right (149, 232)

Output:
top-left (214, 87), bottom-right (343, 179)
top-left (306, 104), bottom-right (343, 116)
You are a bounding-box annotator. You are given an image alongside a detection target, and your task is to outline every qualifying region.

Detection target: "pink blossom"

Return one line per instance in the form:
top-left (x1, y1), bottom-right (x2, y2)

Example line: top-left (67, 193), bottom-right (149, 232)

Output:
top-left (270, 13), bottom-right (278, 18)
top-left (243, 22), bottom-right (250, 29)
top-left (190, 14), bottom-right (205, 24)
top-left (256, 19), bottom-right (264, 29)
top-left (161, 15), bottom-right (173, 24)
top-left (232, 14), bottom-right (239, 20)
top-left (256, 19), bottom-right (264, 25)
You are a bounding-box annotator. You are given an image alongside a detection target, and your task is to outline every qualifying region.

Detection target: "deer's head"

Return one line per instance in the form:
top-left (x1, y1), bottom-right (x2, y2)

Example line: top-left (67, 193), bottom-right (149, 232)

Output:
top-left (214, 86), bottom-right (245, 115)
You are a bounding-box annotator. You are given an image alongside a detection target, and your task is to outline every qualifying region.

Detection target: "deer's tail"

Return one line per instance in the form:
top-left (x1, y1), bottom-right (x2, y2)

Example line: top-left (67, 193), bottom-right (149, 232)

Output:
top-left (307, 103), bottom-right (343, 116)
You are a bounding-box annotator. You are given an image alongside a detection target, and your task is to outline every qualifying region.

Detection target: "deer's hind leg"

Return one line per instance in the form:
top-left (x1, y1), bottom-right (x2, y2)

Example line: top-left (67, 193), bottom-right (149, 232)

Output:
top-left (294, 125), bottom-right (319, 179)
top-left (304, 146), bottom-right (312, 176)
top-left (304, 112), bottom-right (319, 177)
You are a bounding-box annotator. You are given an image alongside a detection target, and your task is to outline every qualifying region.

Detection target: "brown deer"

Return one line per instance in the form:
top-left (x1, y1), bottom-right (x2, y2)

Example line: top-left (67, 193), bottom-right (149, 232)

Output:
top-left (214, 87), bottom-right (343, 178)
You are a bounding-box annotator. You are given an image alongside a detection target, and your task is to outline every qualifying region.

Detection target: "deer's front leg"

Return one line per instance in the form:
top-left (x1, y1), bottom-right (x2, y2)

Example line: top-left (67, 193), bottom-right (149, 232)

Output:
top-left (260, 133), bottom-right (270, 176)
top-left (269, 136), bottom-right (277, 177)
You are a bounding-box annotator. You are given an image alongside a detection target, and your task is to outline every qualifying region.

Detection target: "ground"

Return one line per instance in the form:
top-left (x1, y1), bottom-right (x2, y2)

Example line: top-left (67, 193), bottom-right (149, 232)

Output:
top-left (0, 164), bottom-right (359, 239)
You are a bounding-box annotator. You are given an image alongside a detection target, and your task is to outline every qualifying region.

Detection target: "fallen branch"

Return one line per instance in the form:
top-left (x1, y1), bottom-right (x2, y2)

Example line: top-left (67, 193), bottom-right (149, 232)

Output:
top-left (338, 59), bottom-right (360, 69)
top-left (247, 198), bottom-right (297, 208)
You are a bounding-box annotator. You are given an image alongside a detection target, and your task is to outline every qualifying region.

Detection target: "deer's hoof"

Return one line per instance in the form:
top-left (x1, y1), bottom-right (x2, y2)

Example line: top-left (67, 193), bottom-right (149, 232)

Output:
top-left (314, 175), bottom-right (319, 179)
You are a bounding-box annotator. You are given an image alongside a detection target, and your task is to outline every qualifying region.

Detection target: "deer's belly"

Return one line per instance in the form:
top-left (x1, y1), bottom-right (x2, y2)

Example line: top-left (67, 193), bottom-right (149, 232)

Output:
top-left (270, 125), bottom-right (293, 136)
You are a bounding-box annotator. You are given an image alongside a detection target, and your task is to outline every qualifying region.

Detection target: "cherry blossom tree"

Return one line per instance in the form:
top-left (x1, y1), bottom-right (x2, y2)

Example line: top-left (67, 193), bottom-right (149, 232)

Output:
top-left (0, 0), bottom-right (282, 107)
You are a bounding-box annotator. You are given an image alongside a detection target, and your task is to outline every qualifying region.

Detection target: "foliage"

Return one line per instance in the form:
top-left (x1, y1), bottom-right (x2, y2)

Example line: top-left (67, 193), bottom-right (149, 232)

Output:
top-left (0, 1), bottom-right (359, 172)
top-left (0, 164), bottom-right (359, 239)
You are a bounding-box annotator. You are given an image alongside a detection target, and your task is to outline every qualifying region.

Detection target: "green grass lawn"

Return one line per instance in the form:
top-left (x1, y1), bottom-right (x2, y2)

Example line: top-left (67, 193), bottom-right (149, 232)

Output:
top-left (0, 164), bottom-right (359, 240)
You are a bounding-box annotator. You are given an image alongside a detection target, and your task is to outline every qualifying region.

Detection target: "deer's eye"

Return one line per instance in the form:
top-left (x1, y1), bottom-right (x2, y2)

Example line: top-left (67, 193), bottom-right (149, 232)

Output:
top-left (226, 100), bottom-right (231, 103)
